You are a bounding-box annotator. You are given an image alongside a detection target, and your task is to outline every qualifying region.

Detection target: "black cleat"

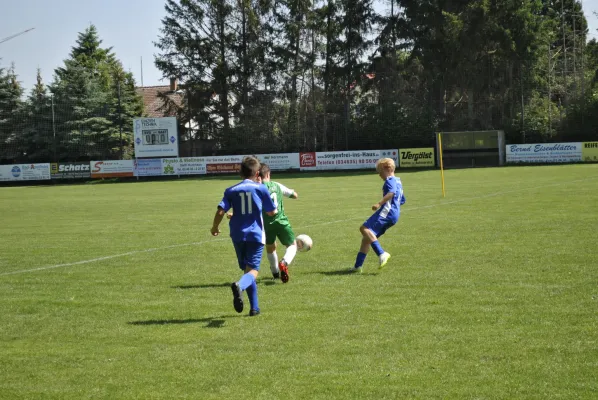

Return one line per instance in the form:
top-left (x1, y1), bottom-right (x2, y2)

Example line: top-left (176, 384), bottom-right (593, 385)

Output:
top-left (272, 272), bottom-right (280, 280)
top-left (249, 309), bottom-right (260, 317)
top-left (231, 282), bottom-right (243, 313)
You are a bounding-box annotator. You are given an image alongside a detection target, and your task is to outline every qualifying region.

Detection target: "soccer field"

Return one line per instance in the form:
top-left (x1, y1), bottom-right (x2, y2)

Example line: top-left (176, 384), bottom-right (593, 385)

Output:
top-left (1, 164), bottom-right (597, 399)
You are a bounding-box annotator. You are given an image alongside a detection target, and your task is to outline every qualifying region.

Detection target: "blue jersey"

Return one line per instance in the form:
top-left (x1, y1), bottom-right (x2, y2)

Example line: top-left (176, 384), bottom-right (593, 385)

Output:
top-left (218, 179), bottom-right (277, 243)
top-left (377, 176), bottom-right (405, 223)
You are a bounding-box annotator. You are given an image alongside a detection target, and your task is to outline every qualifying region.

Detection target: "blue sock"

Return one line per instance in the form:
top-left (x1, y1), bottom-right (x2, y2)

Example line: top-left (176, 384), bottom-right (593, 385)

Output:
top-left (245, 279), bottom-right (259, 311)
top-left (354, 252), bottom-right (367, 268)
top-left (371, 241), bottom-right (384, 256)
top-left (238, 272), bottom-right (255, 291)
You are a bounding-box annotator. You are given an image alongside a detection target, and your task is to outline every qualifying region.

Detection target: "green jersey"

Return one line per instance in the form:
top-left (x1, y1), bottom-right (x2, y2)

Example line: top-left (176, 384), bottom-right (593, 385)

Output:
top-left (263, 181), bottom-right (294, 225)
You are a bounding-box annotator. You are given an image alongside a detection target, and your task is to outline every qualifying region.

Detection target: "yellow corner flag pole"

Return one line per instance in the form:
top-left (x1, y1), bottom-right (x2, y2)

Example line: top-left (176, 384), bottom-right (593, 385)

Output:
top-left (438, 132), bottom-right (446, 197)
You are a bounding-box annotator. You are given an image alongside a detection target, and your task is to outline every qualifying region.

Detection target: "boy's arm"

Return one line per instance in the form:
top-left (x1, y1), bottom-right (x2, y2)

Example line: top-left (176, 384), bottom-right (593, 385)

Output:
top-left (276, 182), bottom-right (298, 199)
top-left (211, 207), bottom-right (226, 236)
top-left (372, 192), bottom-right (395, 211)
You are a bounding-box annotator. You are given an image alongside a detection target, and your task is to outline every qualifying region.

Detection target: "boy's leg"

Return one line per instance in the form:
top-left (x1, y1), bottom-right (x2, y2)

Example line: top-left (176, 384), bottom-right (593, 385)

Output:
top-left (352, 215), bottom-right (392, 271)
top-left (278, 224), bottom-right (297, 283)
top-left (231, 241), bottom-right (248, 313)
top-left (279, 224), bottom-right (297, 266)
top-left (238, 242), bottom-right (263, 315)
top-left (265, 228), bottom-right (279, 278)
top-left (266, 244), bottom-right (279, 278)
top-left (243, 267), bottom-right (260, 316)
top-left (364, 221), bottom-right (393, 269)
top-left (352, 226), bottom-right (371, 272)
top-left (231, 241), bottom-right (264, 314)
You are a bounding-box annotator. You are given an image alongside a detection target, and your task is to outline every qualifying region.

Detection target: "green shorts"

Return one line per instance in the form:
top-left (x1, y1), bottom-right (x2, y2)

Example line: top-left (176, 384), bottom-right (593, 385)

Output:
top-left (265, 221), bottom-right (295, 246)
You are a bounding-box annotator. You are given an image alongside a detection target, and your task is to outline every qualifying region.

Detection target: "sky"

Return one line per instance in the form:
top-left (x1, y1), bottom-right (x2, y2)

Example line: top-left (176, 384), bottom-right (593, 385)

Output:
top-left (1, 0), bottom-right (598, 94)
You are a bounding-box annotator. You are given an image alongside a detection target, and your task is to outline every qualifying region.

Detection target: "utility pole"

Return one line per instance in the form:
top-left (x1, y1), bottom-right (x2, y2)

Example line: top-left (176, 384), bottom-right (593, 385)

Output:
top-left (118, 80), bottom-right (123, 159)
top-left (52, 94), bottom-right (57, 162)
top-left (573, 15), bottom-right (579, 97)
top-left (581, 29), bottom-right (585, 100)
top-left (140, 56), bottom-right (144, 87)
top-left (561, 0), bottom-right (567, 104)
top-left (521, 67), bottom-right (525, 143)
top-left (548, 42), bottom-right (552, 134)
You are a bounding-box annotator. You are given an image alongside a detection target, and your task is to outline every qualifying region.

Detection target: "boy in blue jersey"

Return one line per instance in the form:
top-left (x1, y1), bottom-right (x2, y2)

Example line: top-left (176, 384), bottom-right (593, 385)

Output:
top-left (351, 157), bottom-right (406, 273)
top-left (211, 156), bottom-right (277, 316)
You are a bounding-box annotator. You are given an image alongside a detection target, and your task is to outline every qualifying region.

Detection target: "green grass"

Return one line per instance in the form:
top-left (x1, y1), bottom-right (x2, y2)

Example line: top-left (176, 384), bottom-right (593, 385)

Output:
top-left (1, 164), bottom-right (597, 399)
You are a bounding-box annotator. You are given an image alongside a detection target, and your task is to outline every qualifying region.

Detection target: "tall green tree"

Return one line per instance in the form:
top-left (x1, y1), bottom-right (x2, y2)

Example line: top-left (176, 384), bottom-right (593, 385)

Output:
top-left (313, 0), bottom-right (342, 150)
top-left (269, 0), bottom-right (312, 148)
top-left (0, 63), bottom-right (24, 162)
top-left (336, 0), bottom-right (374, 148)
top-left (20, 69), bottom-right (54, 162)
top-left (50, 25), bottom-right (142, 160)
top-left (155, 0), bottom-right (236, 149)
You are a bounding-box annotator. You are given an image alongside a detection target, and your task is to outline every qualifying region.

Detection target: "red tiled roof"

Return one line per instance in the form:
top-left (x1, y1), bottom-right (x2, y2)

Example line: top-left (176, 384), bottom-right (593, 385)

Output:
top-left (136, 85), bottom-right (184, 118)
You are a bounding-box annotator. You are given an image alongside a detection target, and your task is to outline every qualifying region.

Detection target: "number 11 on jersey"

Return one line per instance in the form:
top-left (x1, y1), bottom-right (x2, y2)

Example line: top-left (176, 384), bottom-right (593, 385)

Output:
top-left (239, 192), bottom-right (253, 214)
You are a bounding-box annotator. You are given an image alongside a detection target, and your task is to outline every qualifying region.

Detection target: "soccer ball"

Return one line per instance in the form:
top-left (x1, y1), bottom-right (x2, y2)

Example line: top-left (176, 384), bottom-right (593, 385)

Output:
top-left (296, 234), bottom-right (313, 252)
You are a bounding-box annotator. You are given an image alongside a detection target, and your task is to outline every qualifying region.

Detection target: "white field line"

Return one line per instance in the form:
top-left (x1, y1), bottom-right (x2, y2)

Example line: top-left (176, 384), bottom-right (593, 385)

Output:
top-left (2, 176), bottom-right (596, 277)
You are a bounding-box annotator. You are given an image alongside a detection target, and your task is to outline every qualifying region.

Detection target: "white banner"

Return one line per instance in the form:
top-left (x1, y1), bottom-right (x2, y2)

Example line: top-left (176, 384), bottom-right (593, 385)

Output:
top-left (162, 157), bottom-right (207, 175)
top-left (256, 153), bottom-right (300, 170)
top-left (506, 143), bottom-right (582, 163)
top-left (0, 163), bottom-right (51, 181)
top-left (90, 160), bottom-right (134, 178)
top-left (203, 155), bottom-right (244, 174)
top-left (134, 159), bottom-right (163, 177)
top-left (133, 117), bottom-right (179, 158)
top-left (300, 150), bottom-right (398, 171)
top-left (1, 149), bottom-right (400, 182)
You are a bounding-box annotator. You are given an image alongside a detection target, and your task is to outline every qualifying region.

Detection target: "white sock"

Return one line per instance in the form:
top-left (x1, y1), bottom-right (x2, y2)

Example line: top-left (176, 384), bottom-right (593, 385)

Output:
top-left (267, 252), bottom-right (279, 275)
top-left (283, 244), bottom-right (297, 266)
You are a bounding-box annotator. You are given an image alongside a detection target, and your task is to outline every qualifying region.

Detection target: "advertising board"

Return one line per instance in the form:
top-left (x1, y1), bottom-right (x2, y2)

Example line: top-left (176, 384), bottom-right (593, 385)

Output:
top-left (506, 143), bottom-right (582, 163)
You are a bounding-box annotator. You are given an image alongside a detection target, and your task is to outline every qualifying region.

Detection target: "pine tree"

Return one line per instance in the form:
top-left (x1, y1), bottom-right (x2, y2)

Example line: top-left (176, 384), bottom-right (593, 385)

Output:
top-left (337, 0), bottom-right (374, 149)
top-left (313, 0), bottom-right (342, 150)
top-left (269, 0), bottom-right (312, 149)
top-left (50, 25), bottom-right (143, 160)
top-left (155, 0), bottom-right (236, 150)
top-left (0, 63), bottom-right (24, 163)
top-left (20, 69), bottom-right (54, 162)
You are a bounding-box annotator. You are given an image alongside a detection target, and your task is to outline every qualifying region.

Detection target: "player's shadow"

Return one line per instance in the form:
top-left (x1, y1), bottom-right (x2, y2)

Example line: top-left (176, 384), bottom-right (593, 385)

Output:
top-left (315, 270), bottom-right (378, 276)
top-left (128, 316), bottom-right (232, 328)
top-left (171, 282), bottom-right (231, 290)
top-left (172, 279), bottom-right (277, 290)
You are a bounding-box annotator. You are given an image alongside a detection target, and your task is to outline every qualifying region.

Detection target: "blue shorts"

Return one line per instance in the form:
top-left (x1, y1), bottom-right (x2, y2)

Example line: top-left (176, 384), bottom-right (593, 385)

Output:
top-left (363, 213), bottom-right (397, 238)
top-left (232, 241), bottom-right (264, 271)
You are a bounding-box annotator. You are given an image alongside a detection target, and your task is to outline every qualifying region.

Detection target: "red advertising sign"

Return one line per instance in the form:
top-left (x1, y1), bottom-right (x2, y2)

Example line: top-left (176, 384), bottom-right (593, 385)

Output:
top-left (300, 152), bottom-right (316, 168)
top-left (206, 163), bottom-right (240, 173)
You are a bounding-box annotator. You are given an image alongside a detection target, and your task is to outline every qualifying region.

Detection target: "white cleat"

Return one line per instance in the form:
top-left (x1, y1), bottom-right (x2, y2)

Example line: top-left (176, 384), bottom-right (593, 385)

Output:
top-left (379, 252), bottom-right (391, 269)
top-left (349, 266), bottom-right (363, 274)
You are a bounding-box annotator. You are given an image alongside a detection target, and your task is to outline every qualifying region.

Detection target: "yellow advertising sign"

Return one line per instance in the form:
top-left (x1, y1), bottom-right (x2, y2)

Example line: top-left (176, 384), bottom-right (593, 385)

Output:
top-left (582, 142), bottom-right (598, 162)
top-left (399, 148), bottom-right (435, 168)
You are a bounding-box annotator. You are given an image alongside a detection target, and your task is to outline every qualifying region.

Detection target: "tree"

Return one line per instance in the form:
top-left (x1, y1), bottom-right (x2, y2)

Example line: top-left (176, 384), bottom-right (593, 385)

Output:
top-left (156, 0), bottom-right (239, 151)
top-left (586, 39), bottom-right (598, 86)
top-left (50, 25), bottom-right (142, 160)
top-left (313, 0), bottom-right (342, 150)
top-left (20, 69), bottom-right (54, 162)
top-left (269, 0), bottom-right (312, 148)
top-left (0, 63), bottom-right (24, 163)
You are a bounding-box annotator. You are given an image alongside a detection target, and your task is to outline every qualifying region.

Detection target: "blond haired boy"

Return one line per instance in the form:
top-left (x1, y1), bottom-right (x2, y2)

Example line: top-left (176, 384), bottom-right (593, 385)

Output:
top-left (351, 158), bottom-right (406, 272)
